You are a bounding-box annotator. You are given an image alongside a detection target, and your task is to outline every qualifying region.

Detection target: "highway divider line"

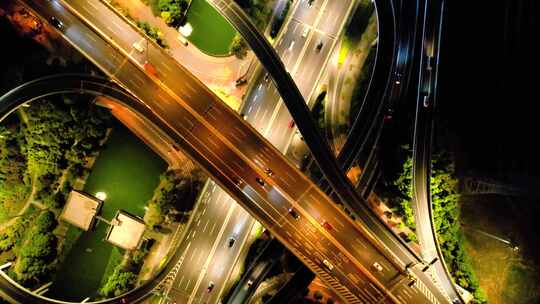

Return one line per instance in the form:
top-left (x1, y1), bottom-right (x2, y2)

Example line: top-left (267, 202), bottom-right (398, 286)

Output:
top-left (187, 203), bottom-right (237, 304)
top-left (42, 1), bottom-right (407, 301)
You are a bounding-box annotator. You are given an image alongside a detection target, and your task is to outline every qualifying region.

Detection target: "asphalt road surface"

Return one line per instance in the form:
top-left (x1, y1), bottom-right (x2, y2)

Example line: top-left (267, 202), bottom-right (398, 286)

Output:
top-left (19, 0), bottom-right (450, 303)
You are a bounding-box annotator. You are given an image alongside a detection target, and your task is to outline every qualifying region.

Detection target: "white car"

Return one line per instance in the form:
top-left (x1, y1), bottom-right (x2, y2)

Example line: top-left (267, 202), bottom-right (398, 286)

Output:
top-left (302, 26), bottom-right (310, 38)
top-left (288, 40), bottom-right (295, 51)
top-left (322, 259), bottom-right (334, 270)
top-left (177, 35), bottom-right (189, 46)
top-left (132, 41), bottom-right (144, 53)
top-left (372, 262), bottom-right (383, 272)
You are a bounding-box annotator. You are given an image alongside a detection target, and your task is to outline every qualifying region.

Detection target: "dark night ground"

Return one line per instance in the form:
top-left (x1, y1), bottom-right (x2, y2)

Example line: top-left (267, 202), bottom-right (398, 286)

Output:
top-left (438, 1), bottom-right (540, 302)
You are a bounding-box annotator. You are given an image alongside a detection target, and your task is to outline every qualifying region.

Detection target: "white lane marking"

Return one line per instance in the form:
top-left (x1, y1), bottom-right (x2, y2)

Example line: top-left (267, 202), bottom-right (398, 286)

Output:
top-left (202, 220), bottom-right (209, 233)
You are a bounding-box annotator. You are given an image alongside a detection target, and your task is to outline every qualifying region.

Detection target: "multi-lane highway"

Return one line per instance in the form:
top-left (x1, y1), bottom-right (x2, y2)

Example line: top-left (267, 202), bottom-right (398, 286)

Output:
top-left (411, 0), bottom-right (463, 303)
top-left (5, 0), bottom-right (452, 303)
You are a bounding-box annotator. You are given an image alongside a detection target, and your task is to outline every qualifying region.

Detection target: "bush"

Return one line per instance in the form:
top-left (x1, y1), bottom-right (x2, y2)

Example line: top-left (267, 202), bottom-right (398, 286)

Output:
top-left (99, 269), bottom-right (137, 297)
top-left (230, 33), bottom-right (248, 59)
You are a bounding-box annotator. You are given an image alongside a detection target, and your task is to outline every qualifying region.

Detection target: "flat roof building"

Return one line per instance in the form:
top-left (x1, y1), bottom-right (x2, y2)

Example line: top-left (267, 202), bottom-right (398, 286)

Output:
top-left (105, 211), bottom-right (146, 250)
top-left (60, 190), bottom-right (103, 231)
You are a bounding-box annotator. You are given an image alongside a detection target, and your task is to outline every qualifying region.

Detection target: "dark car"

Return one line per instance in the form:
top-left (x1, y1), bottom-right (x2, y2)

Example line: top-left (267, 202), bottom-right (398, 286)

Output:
top-left (255, 177), bottom-right (265, 186)
top-left (288, 208), bottom-right (300, 220)
top-left (228, 237), bottom-right (236, 248)
top-left (316, 41), bottom-right (323, 51)
top-left (50, 16), bottom-right (64, 30)
top-left (235, 78), bottom-right (247, 86)
top-left (264, 168), bottom-right (274, 177)
top-left (207, 281), bottom-right (215, 293)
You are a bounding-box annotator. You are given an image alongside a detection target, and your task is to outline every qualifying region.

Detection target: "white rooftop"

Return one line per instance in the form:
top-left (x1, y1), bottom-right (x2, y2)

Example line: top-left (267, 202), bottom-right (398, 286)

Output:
top-left (105, 211), bottom-right (146, 250)
top-left (60, 190), bottom-right (102, 231)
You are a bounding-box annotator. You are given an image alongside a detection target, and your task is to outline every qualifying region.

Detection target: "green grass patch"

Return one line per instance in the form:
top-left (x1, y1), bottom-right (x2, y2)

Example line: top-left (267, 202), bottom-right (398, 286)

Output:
top-left (100, 247), bottom-right (124, 287)
top-left (338, 37), bottom-right (352, 66)
top-left (185, 0), bottom-right (237, 56)
top-left (49, 122), bottom-right (166, 301)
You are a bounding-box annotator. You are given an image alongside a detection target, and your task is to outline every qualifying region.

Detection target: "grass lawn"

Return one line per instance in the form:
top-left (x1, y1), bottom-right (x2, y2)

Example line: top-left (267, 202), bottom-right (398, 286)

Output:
top-left (461, 195), bottom-right (540, 304)
top-left (185, 0), bottom-right (237, 56)
top-left (49, 122), bottom-right (166, 301)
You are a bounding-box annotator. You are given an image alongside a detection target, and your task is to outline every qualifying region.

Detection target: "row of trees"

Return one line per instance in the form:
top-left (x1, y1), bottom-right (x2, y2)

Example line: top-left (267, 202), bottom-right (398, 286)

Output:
top-left (144, 168), bottom-right (205, 229)
top-left (394, 152), bottom-right (487, 303)
top-left (158, 0), bottom-right (189, 26)
top-left (0, 96), bottom-right (113, 288)
top-left (99, 249), bottom-right (149, 297)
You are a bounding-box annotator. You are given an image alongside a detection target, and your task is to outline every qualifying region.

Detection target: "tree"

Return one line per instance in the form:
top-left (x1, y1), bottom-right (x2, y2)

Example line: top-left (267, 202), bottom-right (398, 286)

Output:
top-left (230, 34), bottom-right (248, 59)
top-left (99, 269), bottom-right (138, 297)
top-left (313, 290), bottom-right (323, 301)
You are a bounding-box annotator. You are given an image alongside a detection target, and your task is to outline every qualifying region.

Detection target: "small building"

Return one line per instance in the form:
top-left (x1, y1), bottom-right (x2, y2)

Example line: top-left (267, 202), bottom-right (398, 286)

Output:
top-left (105, 211), bottom-right (146, 250)
top-left (60, 190), bottom-right (103, 231)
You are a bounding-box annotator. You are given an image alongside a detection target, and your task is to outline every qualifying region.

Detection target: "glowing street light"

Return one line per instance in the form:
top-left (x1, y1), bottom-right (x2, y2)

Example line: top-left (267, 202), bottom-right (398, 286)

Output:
top-left (96, 191), bottom-right (107, 201)
top-left (178, 22), bottom-right (193, 37)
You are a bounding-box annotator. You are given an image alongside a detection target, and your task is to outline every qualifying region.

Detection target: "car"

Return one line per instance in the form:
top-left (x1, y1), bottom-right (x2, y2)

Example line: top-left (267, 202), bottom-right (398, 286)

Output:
top-left (228, 237), bottom-right (236, 248)
top-left (288, 40), bottom-right (295, 51)
top-left (288, 207), bottom-right (300, 220)
top-left (321, 220), bottom-right (333, 230)
top-left (132, 41), bottom-right (144, 53)
top-left (247, 280), bottom-right (253, 288)
top-left (49, 16), bottom-right (64, 30)
top-left (372, 262), bottom-right (383, 272)
top-left (322, 259), bottom-right (334, 270)
top-left (302, 26), bottom-right (310, 38)
top-left (423, 94), bottom-right (430, 107)
top-left (316, 41), bottom-right (323, 51)
top-left (264, 168), bottom-right (274, 177)
top-left (407, 277), bottom-right (417, 287)
top-left (177, 35), bottom-right (189, 46)
top-left (255, 177), bottom-right (265, 187)
top-left (144, 61), bottom-right (158, 77)
top-left (264, 73), bottom-right (270, 82)
top-left (288, 120), bottom-right (295, 128)
top-left (235, 78), bottom-right (247, 86)
top-left (207, 281), bottom-right (215, 293)
top-left (232, 177), bottom-right (243, 186)
top-left (307, 0), bottom-right (315, 7)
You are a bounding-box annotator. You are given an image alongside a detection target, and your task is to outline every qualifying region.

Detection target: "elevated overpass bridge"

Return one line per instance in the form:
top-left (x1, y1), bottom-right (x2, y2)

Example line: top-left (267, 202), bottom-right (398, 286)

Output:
top-left (0, 0), bottom-right (453, 302)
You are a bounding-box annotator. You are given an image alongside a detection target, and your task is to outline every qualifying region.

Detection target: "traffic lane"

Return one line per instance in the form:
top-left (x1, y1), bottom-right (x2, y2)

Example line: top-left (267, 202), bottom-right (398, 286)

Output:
top-left (196, 205), bottom-right (252, 304)
top-left (315, 0), bottom-right (354, 36)
top-left (38, 0), bottom-right (446, 302)
top-left (171, 189), bottom-right (230, 288)
top-left (274, 20), bottom-right (308, 68)
top-left (278, 215), bottom-right (388, 303)
top-left (67, 0), bottom-right (142, 54)
top-left (296, 188), bottom-right (404, 286)
top-left (264, 101), bottom-right (296, 152)
top-left (292, 31), bottom-right (334, 98)
top-left (291, 0), bottom-right (324, 25)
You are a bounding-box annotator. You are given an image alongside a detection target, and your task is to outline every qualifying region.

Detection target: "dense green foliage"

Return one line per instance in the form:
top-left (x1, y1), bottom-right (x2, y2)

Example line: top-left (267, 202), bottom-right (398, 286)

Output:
top-left (235, 0), bottom-right (272, 30)
top-left (349, 43), bottom-right (376, 121)
top-left (0, 97), bottom-right (112, 288)
top-left (0, 125), bottom-right (30, 221)
top-left (158, 0), bottom-right (188, 26)
top-left (136, 21), bottom-right (167, 48)
top-left (99, 249), bottom-right (149, 297)
top-left (310, 90), bottom-right (327, 134)
top-left (144, 168), bottom-right (205, 229)
top-left (270, 0), bottom-right (291, 38)
top-left (12, 211), bottom-right (58, 287)
top-left (394, 153), bottom-right (487, 303)
top-left (229, 33), bottom-right (249, 58)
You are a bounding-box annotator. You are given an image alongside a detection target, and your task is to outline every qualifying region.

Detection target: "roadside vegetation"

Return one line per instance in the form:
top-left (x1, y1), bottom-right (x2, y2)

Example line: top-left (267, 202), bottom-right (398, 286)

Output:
top-left (390, 151), bottom-right (487, 303)
top-left (0, 96), bottom-right (113, 290)
top-left (144, 168), bottom-right (206, 229)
